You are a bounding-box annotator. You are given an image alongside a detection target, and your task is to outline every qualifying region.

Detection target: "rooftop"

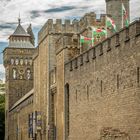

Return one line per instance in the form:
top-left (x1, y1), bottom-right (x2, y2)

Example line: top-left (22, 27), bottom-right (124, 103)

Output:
top-left (12, 18), bottom-right (30, 37)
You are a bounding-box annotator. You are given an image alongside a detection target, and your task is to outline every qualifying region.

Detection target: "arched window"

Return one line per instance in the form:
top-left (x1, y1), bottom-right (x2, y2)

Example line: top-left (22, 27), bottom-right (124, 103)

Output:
top-left (15, 58), bottom-right (19, 65)
top-left (25, 58), bottom-right (28, 65)
top-left (26, 68), bottom-right (31, 80)
top-left (10, 58), bottom-right (14, 65)
top-left (20, 58), bottom-right (24, 65)
top-left (12, 68), bottom-right (17, 79)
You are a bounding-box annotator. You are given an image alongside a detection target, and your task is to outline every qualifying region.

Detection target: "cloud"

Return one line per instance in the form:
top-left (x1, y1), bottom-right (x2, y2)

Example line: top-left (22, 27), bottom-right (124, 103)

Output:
top-left (0, 0), bottom-right (139, 43)
top-left (30, 11), bottom-right (41, 19)
top-left (44, 6), bottom-right (77, 13)
top-left (0, 24), bottom-right (15, 29)
top-left (0, 0), bottom-right (139, 80)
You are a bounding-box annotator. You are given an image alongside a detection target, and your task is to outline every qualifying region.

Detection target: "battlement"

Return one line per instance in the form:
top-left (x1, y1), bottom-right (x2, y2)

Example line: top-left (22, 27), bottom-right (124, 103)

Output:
top-left (38, 12), bottom-right (106, 44)
top-left (65, 20), bottom-right (140, 72)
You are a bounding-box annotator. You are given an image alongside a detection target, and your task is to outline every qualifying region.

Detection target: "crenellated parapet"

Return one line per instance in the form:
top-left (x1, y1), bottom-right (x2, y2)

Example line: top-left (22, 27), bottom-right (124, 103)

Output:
top-left (78, 12), bottom-right (106, 33)
top-left (55, 33), bottom-right (79, 62)
top-left (38, 12), bottom-right (106, 44)
top-left (65, 20), bottom-right (140, 72)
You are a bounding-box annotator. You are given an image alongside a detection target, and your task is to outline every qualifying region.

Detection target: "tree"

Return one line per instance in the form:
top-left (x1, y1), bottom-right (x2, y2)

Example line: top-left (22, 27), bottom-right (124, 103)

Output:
top-left (0, 94), bottom-right (5, 140)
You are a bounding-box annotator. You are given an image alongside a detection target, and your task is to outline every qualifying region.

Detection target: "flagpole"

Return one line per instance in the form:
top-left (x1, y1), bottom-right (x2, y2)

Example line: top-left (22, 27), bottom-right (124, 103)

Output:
top-left (80, 35), bottom-right (82, 54)
top-left (92, 29), bottom-right (94, 47)
top-left (92, 26), bottom-right (96, 47)
top-left (105, 15), bottom-right (108, 38)
top-left (121, 1), bottom-right (124, 28)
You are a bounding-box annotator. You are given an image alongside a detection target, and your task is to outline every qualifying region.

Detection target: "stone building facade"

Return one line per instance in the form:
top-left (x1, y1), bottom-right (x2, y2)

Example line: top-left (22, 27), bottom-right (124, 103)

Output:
top-left (3, 19), bottom-right (36, 140)
top-left (64, 20), bottom-right (140, 139)
top-left (4, 0), bottom-right (140, 140)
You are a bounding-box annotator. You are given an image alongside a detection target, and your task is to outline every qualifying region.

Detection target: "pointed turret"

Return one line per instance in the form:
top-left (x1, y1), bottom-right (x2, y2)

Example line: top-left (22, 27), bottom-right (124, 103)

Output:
top-left (27, 24), bottom-right (35, 46)
top-left (8, 18), bottom-right (34, 48)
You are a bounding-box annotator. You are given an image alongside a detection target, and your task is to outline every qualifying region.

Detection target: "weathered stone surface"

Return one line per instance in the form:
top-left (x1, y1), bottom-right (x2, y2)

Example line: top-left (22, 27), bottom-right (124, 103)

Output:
top-left (6, 0), bottom-right (140, 139)
top-left (64, 21), bottom-right (140, 140)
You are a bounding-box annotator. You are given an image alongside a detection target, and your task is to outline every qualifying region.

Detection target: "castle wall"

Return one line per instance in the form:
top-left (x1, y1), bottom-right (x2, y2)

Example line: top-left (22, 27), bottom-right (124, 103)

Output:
top-left (56, 50), bottom-right (65, 140)
top-left (35, 12), bottom-right (105, 140)
top-left (33, 38), bottom-right (49, 140)
top-left (36, 11), bottom-right (130, 140)
top-left (34, 30), bottom-right (60, 139)
top-left (64, 21), bottom-right (140, 140)
top-left (38, 12), bottom-right (106, 45)
top-left (8, 94), bottom-right (33, 140)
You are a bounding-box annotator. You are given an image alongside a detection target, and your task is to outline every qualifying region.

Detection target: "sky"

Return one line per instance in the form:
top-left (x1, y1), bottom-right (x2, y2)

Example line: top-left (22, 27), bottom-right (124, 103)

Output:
top-left (0, 0), bottom-right (140, 80)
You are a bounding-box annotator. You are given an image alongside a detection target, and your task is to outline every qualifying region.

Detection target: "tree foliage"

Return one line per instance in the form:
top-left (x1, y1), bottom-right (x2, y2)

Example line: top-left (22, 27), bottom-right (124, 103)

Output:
top-left (0, 94), bottom-right (5, 140)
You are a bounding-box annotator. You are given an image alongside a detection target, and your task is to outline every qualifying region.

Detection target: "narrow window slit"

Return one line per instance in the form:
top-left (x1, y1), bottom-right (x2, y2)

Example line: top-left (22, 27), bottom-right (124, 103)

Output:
top-left (87, 85), bottom-right (89, 100)
top-left (117, 74), bottom-right (119, 89)
top-left (137, 67), bottom-right (140, 86)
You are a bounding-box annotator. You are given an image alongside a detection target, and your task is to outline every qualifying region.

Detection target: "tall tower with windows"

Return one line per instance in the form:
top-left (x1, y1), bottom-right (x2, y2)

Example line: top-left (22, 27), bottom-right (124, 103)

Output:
top-left (4, 18), bottom-right (36, 140)
top-left (106, 0), bottom-right (130, 31)
top-left (3, 18), bottom-right (36, 109)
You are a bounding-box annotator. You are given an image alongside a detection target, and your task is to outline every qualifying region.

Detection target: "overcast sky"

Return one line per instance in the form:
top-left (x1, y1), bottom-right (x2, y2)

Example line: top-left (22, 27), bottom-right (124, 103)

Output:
top-left (0, 0), bottom-right (140, 42)
top-left (0, 0), bottom-right (140, 80)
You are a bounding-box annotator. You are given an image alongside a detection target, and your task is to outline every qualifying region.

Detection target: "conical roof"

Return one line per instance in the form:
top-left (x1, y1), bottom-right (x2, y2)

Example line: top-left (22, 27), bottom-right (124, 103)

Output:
top-left (12, 18), bottom-right (30, 36)
top-left (8, 18), bottom-right (35, 48)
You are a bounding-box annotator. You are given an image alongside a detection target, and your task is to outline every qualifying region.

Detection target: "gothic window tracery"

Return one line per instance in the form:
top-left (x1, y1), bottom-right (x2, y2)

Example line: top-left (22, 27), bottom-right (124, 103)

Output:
top-left (19, 69), bottom-right (24, 80)
top-left (15, 58), bottom-right (19, 65)
top-left (10, 58), bottom-right (14, 65)
top-left (26, 68), bottom-right (31, 80)
top-left (20, 58), bottom-right (24, 65)
top-left (12, 68), bottom-right (17, 79)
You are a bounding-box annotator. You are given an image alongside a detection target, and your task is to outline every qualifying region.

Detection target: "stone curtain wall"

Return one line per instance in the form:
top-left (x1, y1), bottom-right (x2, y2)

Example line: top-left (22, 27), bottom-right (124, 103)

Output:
top-left (38, 12), bottom-right (105, 44)
top-left (36, 12), bottom-right (106, 140)
top-left (64, 21), bottom-right (140, 140)
top-left (8, 95), bottom-right (33, 140)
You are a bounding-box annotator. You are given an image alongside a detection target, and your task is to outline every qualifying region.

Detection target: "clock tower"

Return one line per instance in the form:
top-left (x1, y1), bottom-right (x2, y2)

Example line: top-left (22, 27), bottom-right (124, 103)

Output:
top-left (3, 18), bottom-right (36, 109)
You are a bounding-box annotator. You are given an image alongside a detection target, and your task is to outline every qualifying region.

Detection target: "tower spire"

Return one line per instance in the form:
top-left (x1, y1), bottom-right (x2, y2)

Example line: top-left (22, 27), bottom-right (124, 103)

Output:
top-left (18, 13), bottom-right (21, 25)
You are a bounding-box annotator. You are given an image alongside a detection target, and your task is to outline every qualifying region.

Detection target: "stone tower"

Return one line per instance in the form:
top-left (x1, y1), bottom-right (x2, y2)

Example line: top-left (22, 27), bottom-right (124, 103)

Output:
top-left (106, 0), bottom-right (130, 31)
top-left (3, 18), bottom-right (35, 109)
top-left (3, 18), bottom-right (36, 140)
